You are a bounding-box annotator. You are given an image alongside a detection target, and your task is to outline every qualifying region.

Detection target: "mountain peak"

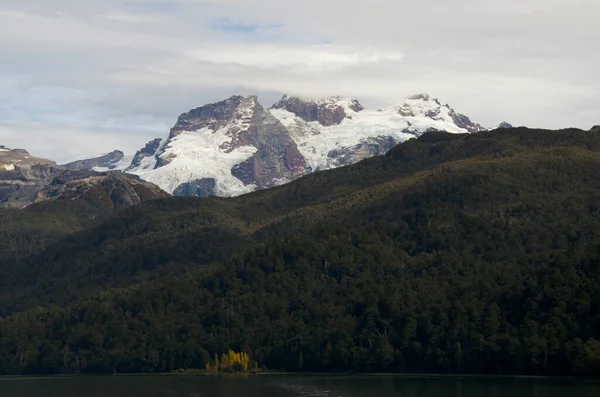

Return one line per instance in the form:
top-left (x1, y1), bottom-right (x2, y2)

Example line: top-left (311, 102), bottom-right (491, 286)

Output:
top-left (35, 170), bottom-right (168, 210)
top-left (271, 94), bottom-right (363, 126)
top-left (126, 94), bottom-right (306, 196)
top-left (317, 96), bottom-right (364, 114)
top-left (100, 92), bottom-right (487, 199)
top-left (591, 125), bottom-right (600, 133)
top-left (63, 150), bottom-right (126, 172)
top-left (171, 95), bottom-right (258, 135)
top-left (498, 122), bottom-right (514, 129)
top-left (395, 94), bottom-right (485, 133)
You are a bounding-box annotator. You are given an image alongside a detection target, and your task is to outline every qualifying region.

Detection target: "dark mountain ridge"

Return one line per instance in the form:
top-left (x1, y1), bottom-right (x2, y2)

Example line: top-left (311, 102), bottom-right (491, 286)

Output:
top-left (63, 150), bottom-right (126, 171)
top-left (1, 127), bottom-right (600, 376)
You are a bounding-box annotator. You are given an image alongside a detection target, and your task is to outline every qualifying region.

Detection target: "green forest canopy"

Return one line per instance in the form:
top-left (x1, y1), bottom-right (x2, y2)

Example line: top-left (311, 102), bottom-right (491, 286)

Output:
top-left (0, 127), bottom-right (599, 376)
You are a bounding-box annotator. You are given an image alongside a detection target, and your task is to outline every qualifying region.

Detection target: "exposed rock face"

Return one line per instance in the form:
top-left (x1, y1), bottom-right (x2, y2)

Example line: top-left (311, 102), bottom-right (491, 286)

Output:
top-left (227, 99), bottom-right (307, 189)
top-left (591, 125), bottom-right (600, 133)
top-left (0, 148), bottom-right (67, 208)
top-left (327, 136), bottom-right (397, 166)
top-left (270, 95), bottom-right (364, 127)
top-left (269, 93), bottom-right (490, 173)
top-left (171, 95), bottom-right (249, 136)
top-left (271, 95), bottom-right (319, 124)
top-left (126, 138), bottom-right (163, 172)
top-left (118, 93), bottom-right (488, 198)
top-left (173, 178), bottom-right (216, 197)
top-left (498, 122), bottom-right (514, 129)
top-left (451, 113), bottom-right (486, 133)
top-left (63, 150), bottom-right (125, 171)
top-left (126, 96), bottom-right (308, 196)
top-left (36, 171), bottom-right (168, 210)
top-left (317, 97), bottom-right (364, 126)
top-left (398, 94), bottom-right (485, 134)
top-left (0, 148), bottom-right (168, 209)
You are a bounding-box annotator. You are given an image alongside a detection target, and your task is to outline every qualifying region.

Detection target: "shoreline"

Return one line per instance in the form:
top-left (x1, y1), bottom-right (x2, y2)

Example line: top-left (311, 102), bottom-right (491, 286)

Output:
top-left (1, 372), bottom-right (600, 382)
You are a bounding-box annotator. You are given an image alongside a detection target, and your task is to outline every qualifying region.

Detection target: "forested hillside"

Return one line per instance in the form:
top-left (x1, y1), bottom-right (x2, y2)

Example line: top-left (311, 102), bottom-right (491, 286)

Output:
top-left (1, 127), bottom-right (600, 376)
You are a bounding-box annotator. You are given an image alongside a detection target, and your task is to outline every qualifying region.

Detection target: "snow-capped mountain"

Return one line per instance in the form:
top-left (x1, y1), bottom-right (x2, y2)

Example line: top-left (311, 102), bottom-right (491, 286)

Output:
top-left (269, 93), bottom-right (484, 171)
top-left (125, 95), bottom-right (307, 196)
top-left (75, 93), bottom-right (489, 197)
top-left (0, 147), bottom-right (166, 208)
top-left (497, 122), bottom-right (514, 129)
top-left (63, 150), bottom-right (132, 172)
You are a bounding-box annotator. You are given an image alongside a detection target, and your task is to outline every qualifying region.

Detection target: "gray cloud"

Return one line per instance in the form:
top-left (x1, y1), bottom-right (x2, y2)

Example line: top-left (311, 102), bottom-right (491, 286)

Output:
top-left (1, 0), bottom-right (599, 162)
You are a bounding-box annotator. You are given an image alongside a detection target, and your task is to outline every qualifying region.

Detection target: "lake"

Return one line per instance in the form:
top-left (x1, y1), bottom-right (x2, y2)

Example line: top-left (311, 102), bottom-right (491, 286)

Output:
top-left (0, 374), bottom-right (599, 397)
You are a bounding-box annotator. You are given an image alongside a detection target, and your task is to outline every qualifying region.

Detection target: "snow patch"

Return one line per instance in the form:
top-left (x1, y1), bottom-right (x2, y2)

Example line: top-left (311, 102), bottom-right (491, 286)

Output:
top-left (270, 94), bottom-right (469, 171)
top-left (130, 127), bottom-right (257, 196)
top-left (92, 155), bottom-right (134, 172)
top-left (125, 93), bottom-right (482, 198)
top-left (317, 96), bottom-right (361, 114)
top-left (126, 138), bottom-right (168, 173)
top-left (2, 164), bottom-right (15, 171)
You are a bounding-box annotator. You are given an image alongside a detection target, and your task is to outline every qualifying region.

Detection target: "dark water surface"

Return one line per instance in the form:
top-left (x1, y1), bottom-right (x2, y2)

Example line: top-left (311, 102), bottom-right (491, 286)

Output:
top-left (0, 375), bottom-right (599, 397)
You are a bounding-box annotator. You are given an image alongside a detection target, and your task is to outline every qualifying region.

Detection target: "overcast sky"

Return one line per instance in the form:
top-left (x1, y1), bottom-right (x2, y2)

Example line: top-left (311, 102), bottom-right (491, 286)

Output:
top-left (1, 0), bottom-right (599, 162)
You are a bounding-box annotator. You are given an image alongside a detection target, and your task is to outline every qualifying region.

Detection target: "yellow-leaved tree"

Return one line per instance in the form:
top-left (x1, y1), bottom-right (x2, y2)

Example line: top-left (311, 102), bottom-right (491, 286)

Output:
top-left (206, 350), bottom-right (250, 373)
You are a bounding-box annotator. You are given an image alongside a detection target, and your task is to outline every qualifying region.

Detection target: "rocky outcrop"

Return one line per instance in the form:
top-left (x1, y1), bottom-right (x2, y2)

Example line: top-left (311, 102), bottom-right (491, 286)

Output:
top-left (1, 148), bottom-right (167, 209)
top-left (0, 148), bottom-right (67, 208)
top-left (63, 150), bottom-right (125, 171)
top-left (270, 95), bottom-right (364, 126)
top-left (36, 171), bottom-right (168, 210)
top-left (173, 178), bottom-right (217, 197)
top-left (126, 96), bottom-right (308, 196)
top-left (399, 94), bottom-right (484, 134)
top-left (591, 125), bottom-right (600, 133)
top-left (226, 99), bottom-right (308, 189)
top-left (126, 138), bottom-right (163, 172)
top-left (498, 122), bottom-right (514, 129)
top-left (317, 97), bottom-right (364, 126)
top-left (451, 112), bottom-right (486, 133)
top-left (327, 136), bottom-right (397, 167)
top-left (271, 96), bottom-right (319, 124)
top-left (122, 93), bottom-right (488, 198)
top-left (171, 95), bottom-right (252, 136)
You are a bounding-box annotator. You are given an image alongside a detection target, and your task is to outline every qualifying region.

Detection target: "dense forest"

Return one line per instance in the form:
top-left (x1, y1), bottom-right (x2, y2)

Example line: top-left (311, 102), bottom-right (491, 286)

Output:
top-left (1, 127), bottom-right (600, 376)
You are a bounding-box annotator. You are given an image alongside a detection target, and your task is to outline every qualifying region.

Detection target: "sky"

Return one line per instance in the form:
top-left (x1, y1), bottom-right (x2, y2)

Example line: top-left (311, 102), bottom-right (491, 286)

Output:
top-left (1, 0), bottom-right (599, 163)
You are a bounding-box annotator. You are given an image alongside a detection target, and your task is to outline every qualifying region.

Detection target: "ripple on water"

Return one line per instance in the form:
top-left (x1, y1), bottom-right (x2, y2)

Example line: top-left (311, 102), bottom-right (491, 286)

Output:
top-left (279, 383), bottom-right (332, 397)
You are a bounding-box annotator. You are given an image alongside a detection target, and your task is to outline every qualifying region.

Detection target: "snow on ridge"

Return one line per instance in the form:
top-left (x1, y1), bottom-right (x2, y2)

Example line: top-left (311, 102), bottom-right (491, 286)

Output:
top-left (64, 152), bottom-right (114, 163)
top-left (92, 154), bottom-right (135, 173)
top-left (124, 92), bottom-right (482, 197)
top-left (127, 95), bottom-right (261, 195)
top-left (227, 96), bottom-right (256, 135)
top-left (131, 126), bottom-right (257, 196)
top-left (269, 93), bottom-right (475, 171)
top-left (317, 96), bottom-right (363, 114)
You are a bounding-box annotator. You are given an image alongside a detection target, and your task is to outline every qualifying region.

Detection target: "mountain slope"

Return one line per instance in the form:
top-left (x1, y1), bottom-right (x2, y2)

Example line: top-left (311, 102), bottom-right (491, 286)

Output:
top-left (0, 168), bottom-right (169, 285)
top-left (270, 93), bottom-right (485, 171)
top-left (81, 93), bottom-right (487, 197)
top-left (127, 95), bottom-right (307, 196)
top-left (1, 127), bottom-right (600, 376)
top-left (1, 147), bottom-right (165, 209)
top-left (0, 147), bottom-right (65, 208)
top-left (63, 150), bottom-right (132, 172)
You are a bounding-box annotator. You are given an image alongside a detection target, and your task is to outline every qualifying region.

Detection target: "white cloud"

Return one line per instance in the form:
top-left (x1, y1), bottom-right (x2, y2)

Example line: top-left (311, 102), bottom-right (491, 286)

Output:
top-left (1, 0), bottom-right (599, 161)
top-left (102, 12), bottom-right (161, 24)
top-left (0, 122), bottom-right (158, 164)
